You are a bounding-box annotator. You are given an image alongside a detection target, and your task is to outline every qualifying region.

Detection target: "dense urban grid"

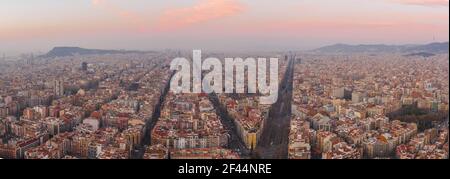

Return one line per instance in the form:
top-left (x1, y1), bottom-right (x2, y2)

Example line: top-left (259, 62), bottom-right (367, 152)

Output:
top-left (289, 54), bottom-right (449, 159)
top-left (0, 51), bottom-right (448, 159)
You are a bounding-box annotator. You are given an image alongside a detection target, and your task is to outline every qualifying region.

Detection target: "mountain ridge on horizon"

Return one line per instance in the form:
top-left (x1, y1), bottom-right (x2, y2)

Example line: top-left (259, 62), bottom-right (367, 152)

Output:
top-left (313, 42), bottom-right (449, 54)
top-left (40, 42), bottom-right (449, 58)
top-left (39, 47), bottom-right (148, 58)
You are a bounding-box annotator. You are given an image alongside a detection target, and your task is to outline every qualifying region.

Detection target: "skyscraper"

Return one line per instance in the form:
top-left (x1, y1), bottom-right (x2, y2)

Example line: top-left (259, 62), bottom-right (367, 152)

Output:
top-left (54, 79), bottom-right (64, 96)
top-left (296, 58), bottom-right (302, 64)
top-left (81, 62), bottom-right (88, 71)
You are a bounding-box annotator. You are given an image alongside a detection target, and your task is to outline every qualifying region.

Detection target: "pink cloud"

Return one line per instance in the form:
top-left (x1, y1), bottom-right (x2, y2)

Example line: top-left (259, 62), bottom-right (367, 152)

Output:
top-left (389, 0), bottom-right (449, 6)
top-left (91, 0), bottom-right (245, 33)
top-left (91, 0), bottom-right (105, 6)
top-left (156, 0), bottom-right (245, 31)
top-left (216, 10), bottom-right (448, 43)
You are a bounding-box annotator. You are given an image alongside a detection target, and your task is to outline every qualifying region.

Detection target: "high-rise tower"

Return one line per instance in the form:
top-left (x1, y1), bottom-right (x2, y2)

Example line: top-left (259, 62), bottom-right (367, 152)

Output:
top-left (54, 79), bottom-right (64, 96)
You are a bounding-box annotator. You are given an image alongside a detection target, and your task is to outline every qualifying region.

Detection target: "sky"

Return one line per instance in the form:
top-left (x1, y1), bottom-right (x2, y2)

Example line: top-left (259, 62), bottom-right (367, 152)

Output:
top-left (0, 0), bottom-right (448, 54)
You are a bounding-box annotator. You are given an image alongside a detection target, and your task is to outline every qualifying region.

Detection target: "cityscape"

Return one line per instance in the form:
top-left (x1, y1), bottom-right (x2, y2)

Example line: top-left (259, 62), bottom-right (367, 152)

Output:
top-left (0, 0), bottom-right (449, 160)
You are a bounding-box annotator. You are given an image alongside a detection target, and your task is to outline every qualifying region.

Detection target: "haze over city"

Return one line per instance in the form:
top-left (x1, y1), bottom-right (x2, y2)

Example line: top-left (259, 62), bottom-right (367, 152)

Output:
top-left (0, 0), bottom-right (448, 161)
top-left (1, 0), bottom-right (449, 55)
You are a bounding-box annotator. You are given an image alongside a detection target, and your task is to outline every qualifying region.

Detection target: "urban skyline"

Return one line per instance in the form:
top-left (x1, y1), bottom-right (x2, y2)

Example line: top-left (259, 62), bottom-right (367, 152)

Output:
top-left (0, 0), bottom-right (448, 160)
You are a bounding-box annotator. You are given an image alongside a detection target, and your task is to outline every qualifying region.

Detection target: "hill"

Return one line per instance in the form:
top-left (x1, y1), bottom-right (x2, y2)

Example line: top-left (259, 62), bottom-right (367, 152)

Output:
top-left (313, 42), bottom-right (448, 54)
top-left (40, 47), bottom-right (145, 58)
